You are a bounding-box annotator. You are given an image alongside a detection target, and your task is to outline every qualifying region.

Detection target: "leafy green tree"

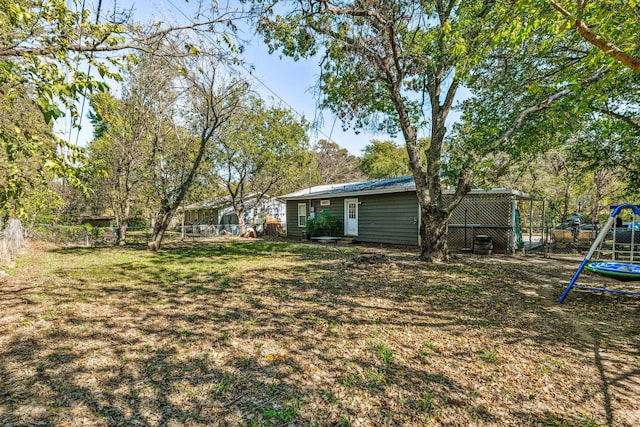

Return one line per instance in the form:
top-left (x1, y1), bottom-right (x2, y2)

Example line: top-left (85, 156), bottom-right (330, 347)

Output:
top-left (0, 1), bottom-right (122, 217)
top-left (567, 116), bottom-right (640, 208)
top-left (548, 0), bottom-right (640, 72)
top-left (144, 50), bottom-right (248, 250)
top-left (87, 81), bottom-right (154, 244)
top-left (360, 140), bottom-right (409, 179)
top-left (0, 82), bottom-right (75, 221)
top-left (0, 0), bottom-right (118, 124)
top-left (255, 0), bottom-right (640, 261)
top-left (256, 0), bottom-right (535, 260)
top-left (214, 96), bottom-right (310, 230)
top-left (1, 0), bottom-right (252, 222)
top-left (360, 139), bottom-right (430, 179)
top-left (452, 5), bottom-right (639, 206)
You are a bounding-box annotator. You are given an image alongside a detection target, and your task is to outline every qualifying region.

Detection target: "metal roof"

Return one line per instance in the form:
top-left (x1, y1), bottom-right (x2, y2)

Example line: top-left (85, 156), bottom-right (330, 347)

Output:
top-left (278, 176), bottom-right (540, 200)
top-left (182, 196), bottom-right (231, 211)
top-left (182, 194), bottom-right (281, 211)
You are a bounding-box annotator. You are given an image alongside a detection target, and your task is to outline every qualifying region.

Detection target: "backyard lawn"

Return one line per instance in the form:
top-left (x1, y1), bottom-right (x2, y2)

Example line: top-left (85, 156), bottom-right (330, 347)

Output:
top-left (1, 239), bottom-right (639, 426)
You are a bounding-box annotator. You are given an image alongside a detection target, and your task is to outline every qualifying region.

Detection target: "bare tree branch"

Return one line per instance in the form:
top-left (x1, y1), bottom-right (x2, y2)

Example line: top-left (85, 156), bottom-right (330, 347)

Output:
top-left (594, 107), bottom-right (640, 128)
top-left (494, 69), bottom-right (609, 147)
top-left (0, 11), bottom-right (250, 59)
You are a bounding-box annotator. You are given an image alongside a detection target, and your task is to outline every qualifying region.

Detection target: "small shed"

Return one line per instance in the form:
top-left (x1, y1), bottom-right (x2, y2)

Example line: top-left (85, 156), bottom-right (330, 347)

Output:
top-left (79, 216), bottom-right (114, 228)
top-left (279, 177), bottom-right (544, 253)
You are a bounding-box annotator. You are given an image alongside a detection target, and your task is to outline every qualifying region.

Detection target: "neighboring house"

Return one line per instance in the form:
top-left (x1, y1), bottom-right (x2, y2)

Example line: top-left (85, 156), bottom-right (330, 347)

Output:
top-left (278, 176), bottom-right (544, 253)
top-left (181, 195), bottom-right (286, 227)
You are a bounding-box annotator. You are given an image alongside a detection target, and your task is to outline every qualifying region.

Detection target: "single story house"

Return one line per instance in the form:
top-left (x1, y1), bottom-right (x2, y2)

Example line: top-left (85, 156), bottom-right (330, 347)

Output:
top-left (278, 176), bottom-right (544, 253)
top-left (180, 194), bottom-right (286, 227)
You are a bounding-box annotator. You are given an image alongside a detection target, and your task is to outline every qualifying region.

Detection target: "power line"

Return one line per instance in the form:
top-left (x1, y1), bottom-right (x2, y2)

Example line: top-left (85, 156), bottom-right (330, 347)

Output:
top-left (164, 0), bottom-right (335, 143)
top-left (74, 0), bottom-right (103, 147)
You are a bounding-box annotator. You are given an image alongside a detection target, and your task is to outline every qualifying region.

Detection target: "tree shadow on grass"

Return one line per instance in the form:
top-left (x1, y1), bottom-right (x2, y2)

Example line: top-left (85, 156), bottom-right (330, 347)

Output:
top-left (0, 297), bottom-right (465, 426)
top-left (2, 241), bottom-right (638, 425)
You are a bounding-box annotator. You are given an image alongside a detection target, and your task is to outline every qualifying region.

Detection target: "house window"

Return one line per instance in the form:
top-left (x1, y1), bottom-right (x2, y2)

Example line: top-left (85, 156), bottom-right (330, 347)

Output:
top-left (297, 203), bottom-right (307, 227)
top-left (348, 203), bottom-right (357, 219)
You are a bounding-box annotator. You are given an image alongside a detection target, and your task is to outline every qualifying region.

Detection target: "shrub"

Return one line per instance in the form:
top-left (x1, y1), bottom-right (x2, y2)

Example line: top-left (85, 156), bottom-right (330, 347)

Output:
top-left (306, 210), bottom-right (342, 237)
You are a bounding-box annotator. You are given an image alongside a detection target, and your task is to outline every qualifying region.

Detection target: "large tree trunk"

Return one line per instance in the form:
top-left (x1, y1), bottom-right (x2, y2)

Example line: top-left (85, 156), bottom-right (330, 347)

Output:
top-left (400, 76), bottom-right (468, 262)
top-left (419, 206), bottom-right (449, 262)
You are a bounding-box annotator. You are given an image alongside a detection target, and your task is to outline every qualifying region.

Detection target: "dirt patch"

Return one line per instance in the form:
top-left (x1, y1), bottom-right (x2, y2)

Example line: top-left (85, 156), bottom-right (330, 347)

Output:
top-left (0, 240), bottom-right (638, 426)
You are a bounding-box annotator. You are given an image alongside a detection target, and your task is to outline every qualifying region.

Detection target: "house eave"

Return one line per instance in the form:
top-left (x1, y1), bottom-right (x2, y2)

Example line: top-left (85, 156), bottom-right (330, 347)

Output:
top-left (279, 184), bottom-right (541, 201)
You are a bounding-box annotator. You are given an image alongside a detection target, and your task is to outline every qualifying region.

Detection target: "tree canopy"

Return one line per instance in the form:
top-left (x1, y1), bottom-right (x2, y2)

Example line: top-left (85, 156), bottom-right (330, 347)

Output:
top-left (548, 0), bottom-right (640, 72)
top-left (254, 0), bottom-right (522, 260)
top-left (253, 0), bottom-right (639, 260)
top-left (310, 139), bottom-right (364, 185)
top-left (213, 95), bottom-right (310, 228)
top-left (0, 0), bottom-right (251, 220)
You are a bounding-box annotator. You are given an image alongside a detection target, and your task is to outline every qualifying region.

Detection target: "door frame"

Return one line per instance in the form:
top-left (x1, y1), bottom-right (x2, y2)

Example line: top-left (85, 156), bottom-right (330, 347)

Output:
top-left (344, 198), bottom-right (358, 236)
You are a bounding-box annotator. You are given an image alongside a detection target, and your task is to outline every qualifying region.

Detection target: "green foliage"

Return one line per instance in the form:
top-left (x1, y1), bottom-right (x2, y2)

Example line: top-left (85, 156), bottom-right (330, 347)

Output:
top-left (360, 140), bottom-right (410, 179)
top-left (86, 85), bottom-right (155, 237)
top-left (253, 0), bottom-right (551, 260)
top-left (81, 223), bottom-right (101, 239)
top-left (213, 95), bottom-right (310, 222)
top-left (419, 391), bottom-right (434, 413)
top-left (446, 0), bottom-right (640, 199)
top-left (546, 0), bottom-right (640, 72)
top-left (18, 188), bottom-right (65, 224)
top-left (477, 349), bottom-right (499, 364)
top-left (305, 210), bottom-right (341, 237)
top-left (360, 139), bottom-right (431, 179)
top-left (365, 367), bottom-right (387, 387)
top-left (0, 82), bottom-right (91, 220)
top-left (0, 0), bottom-right (127, 219)
top-left (262, 398), bottom-right (299, 424)
top-left (0, 0), bottom-right (124, 123)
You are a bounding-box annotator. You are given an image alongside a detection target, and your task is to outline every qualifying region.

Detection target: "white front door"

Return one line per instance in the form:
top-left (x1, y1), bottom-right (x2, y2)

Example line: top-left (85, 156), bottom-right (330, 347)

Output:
top-left (344, 199), bottom-right (358, 236)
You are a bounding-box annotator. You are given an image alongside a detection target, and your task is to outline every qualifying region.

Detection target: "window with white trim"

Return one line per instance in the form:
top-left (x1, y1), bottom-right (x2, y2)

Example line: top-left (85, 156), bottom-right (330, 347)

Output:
top-left (297, 203), bottom-right (307, 227)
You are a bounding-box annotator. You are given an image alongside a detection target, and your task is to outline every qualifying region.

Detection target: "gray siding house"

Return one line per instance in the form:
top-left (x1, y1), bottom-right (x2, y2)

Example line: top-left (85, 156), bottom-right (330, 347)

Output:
top-left (279, 176), bottom-right (542, 253)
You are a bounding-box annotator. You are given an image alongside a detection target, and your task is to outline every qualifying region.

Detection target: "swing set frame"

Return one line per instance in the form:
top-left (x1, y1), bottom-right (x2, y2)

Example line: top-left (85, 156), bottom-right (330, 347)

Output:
top-left (558, 204), bottom-right (640, 304)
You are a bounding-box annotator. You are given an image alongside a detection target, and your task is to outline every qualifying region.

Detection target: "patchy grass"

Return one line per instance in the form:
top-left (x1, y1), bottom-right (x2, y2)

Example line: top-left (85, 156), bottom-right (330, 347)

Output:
top-left (1, 240), bottom-right (639, 426)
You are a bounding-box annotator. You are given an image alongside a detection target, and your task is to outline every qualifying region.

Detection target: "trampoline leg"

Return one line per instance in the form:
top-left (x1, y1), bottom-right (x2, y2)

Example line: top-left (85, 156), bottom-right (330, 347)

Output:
top-left (558, 258), bottom-right (590, 304)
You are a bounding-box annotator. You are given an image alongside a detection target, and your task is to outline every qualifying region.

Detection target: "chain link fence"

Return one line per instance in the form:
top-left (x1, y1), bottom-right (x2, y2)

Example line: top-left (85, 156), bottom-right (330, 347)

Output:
top-left (28, 223), bottom-right (96, 246)
top-left (23, 222), bottom-right (287, 248)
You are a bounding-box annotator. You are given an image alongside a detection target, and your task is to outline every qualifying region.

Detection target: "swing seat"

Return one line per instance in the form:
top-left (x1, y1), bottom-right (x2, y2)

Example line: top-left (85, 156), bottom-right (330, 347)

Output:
top-left (585, 262), bottom-right (640, 281)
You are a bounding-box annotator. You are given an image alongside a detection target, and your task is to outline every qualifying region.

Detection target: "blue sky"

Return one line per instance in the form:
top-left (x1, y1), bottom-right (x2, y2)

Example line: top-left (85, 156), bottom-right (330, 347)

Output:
top-left (57, 0), bottom-right (381, 155)
top-left (141, 0), bottom-right (388, 155)
top-left (63, 0), bottom-right (463, 155)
